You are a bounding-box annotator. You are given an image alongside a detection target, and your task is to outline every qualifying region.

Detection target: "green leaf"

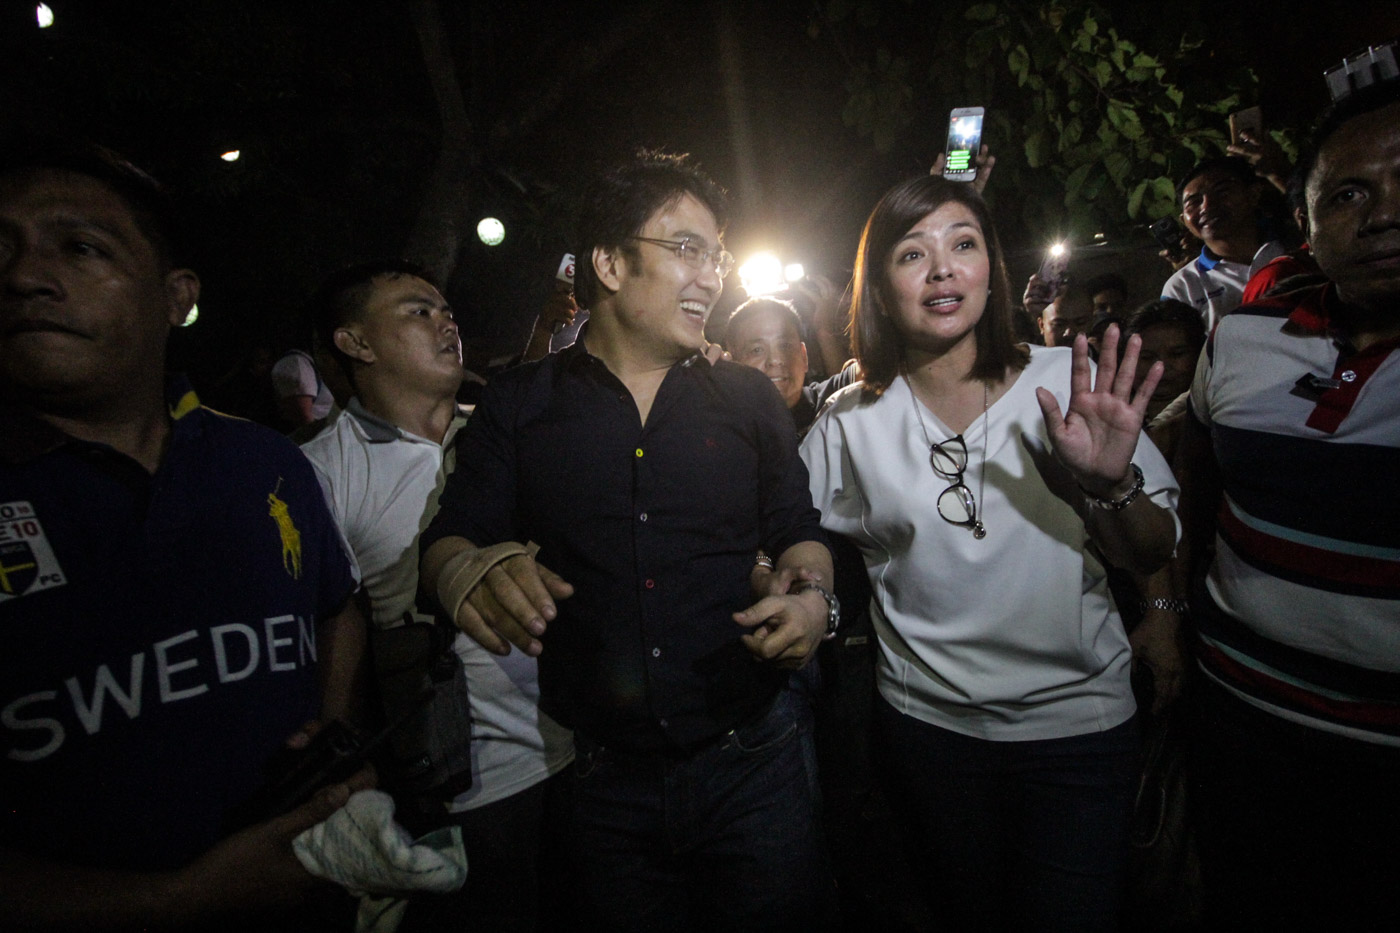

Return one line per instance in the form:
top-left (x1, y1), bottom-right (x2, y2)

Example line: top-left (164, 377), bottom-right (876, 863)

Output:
top-left (1127, 179), bottom-right (1149, 218)
top-left (1082, 14), bottom-right (1098, 36)
top-left (1107, 101), bottom-right (1144, 140)
top-left (1146, 176), bottom-right (1178, 218)
top-left (964, 3), bottom-right (999, 22)
top-left (1062, 115), bottom-right (1083, 146)
top-left (1008, 44), bottom-right (1030, 85)
top-left (1082, 167), bottom-right (1108, 201)
top-left (1094, 59), bottom-right (1112, 87)
top-left (1103, 149), bottom-right (1132, 187)
top-left (1065, 162), bottom-right (1093, 203)
top-left (1025, 129), bottom-right (1048, 168)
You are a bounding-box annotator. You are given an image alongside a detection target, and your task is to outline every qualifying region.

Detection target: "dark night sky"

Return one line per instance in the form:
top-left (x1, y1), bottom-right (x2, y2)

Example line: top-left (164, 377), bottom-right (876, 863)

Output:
top-left (2, 0), bottom-right (1397, 390)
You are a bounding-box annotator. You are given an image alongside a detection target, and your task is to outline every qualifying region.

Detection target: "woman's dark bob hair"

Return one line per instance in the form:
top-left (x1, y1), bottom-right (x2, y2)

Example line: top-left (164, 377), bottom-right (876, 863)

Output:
top-left (851, 175), bottom-right (1027, 394)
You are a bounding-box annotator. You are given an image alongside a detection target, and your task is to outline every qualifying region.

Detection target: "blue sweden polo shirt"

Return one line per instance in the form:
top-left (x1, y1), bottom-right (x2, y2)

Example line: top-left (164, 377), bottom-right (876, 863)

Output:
top-left (0, 386), bottom-right (355, 870)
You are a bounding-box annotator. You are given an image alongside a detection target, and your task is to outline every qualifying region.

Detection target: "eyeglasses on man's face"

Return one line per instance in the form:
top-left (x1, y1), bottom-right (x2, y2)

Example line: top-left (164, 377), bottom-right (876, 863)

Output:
top-left (630, 236), bottom-right (735, 279)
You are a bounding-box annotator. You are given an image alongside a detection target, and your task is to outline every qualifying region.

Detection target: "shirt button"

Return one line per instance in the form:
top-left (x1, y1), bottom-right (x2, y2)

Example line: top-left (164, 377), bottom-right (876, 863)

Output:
top-left (635, 448), bottom-right (644, 458)
top-left (639, 512), bottom-right (648, 522)
top-left (644, 579), bottom-right (655, 589)
top-left (651, 647), bottom-right (661, 658)
top-left (1341, 370), bottom-right (1357, 382)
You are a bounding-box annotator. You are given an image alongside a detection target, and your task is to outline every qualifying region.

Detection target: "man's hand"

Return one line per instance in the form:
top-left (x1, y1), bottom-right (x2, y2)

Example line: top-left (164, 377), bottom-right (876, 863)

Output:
top-left (701, 341), bottom-right (731, 365)
top-left (537, 290), bottom-right (578, 335)
top-left (0, 727), bottom-right (375, 931)
top-left (174, 767), bottom-right (373, 920)
top-left (1159, 233), bottom-right (1198, 271)
top-left (733, 587), bottom-right (828, 670)
top-left (1023, 272), bottom-right (1057, 319)
top-left (1129, 609), bottom-right (1185, 715)
top-left (456, 554), bottom-right (574, 657)
top-left (749, 557), bottom-right (821, 600)
top-left (1227, 129), bottom-right (1291, 193)
top-left (521, 290), bottom-right (579, 362)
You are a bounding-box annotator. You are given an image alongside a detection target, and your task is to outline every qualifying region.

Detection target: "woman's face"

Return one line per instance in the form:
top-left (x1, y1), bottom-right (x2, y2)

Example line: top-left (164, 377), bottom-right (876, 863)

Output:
top-left (884, 200), bottom-right (991, 355)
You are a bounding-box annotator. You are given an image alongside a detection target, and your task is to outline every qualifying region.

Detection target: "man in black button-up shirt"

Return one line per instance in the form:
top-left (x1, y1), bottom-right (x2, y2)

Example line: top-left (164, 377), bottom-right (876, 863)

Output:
top-left (422, 151), bottom-right (835, 930)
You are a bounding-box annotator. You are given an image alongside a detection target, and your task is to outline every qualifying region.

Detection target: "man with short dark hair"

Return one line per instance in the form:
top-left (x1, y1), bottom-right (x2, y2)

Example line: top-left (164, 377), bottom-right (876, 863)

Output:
top-left (420, 150), bottom-right (836, 931)
top-left (1039, 277), bottom-right (1096, 347)
top-left (301, 261), bottom-right (573, 931)
top-left (1162, 156), bottom-right (1287, 329)
top-left (1178, 81), bottom-right (1400, 929)
top-left (1084, 272), bottom-right (1129, 322)
top-left (0, 140), bottom-right (368, 929)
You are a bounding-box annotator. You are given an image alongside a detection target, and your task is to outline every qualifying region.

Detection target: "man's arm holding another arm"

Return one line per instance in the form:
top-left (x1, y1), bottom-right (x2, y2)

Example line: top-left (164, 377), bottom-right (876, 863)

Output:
top-left (734, 539), bottom-right (834, 669)
top-left (422, 536), bottom-right (573, 658)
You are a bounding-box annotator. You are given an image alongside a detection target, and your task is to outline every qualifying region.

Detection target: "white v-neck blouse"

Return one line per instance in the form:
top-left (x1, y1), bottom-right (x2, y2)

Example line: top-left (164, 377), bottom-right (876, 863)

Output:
top-left (801, 346), bottom-right (1179, 740)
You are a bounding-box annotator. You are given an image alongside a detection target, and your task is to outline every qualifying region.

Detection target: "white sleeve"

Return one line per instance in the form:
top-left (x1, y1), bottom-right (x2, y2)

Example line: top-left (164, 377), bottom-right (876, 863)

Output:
top-left (299, 439), bottom-right (363, 586)
top-left (798, 403), bottom-right (869, 542)
top-left (1188, 333), bottom-right (1216, 428)
top-left (271, 352), bottom-right (318, 399)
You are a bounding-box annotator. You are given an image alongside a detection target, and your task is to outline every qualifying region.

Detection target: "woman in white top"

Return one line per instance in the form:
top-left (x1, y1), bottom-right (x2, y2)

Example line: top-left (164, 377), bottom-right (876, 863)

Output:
top-left (800, 175), bottom-right (1179, 932)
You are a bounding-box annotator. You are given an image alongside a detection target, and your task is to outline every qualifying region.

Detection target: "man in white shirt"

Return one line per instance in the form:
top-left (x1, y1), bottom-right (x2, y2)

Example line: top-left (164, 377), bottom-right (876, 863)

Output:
top-left (1161, 156), bottom-right (1287, 330)
top-left (300, 261), bottom-right (573, 932)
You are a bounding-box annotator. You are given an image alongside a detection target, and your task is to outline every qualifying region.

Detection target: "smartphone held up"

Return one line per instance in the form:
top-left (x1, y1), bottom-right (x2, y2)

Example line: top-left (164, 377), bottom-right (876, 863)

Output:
top-left (942, 107), bottom-right (984, 182)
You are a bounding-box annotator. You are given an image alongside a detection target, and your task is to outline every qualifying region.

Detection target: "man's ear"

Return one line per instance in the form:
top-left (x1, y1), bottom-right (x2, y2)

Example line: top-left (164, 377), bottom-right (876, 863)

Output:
top-left (162, 269), bottom-right (201, 328)
top-left (333, 324), bottom-right (375, 365)
top-left (593, 244), bottom-right (624, 296)
top-left (798, 340), bottom-right (810, 374)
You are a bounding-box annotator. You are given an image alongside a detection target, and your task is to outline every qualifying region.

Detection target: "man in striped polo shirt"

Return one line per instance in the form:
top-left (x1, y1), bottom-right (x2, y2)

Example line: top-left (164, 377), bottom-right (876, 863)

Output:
top-left (1178, 79), bottom-right (1400, 930)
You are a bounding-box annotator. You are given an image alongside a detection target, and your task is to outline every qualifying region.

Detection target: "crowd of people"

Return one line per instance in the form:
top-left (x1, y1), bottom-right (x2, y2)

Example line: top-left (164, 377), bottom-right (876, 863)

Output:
top-left (2, 64), bottom-right (1398, 933)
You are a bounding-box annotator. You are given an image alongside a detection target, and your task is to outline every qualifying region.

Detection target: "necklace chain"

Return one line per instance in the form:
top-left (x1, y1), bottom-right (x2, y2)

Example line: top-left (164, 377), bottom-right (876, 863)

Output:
top-left (906, 375), bottom-right (989, 539)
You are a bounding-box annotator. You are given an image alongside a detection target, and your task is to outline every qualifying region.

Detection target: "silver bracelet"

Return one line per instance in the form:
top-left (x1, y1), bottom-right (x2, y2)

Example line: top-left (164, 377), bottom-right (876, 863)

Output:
top-left (1081, 463), bottom-right (1145, 511)
top-left (1139, 597), bottom-right (1190, 615)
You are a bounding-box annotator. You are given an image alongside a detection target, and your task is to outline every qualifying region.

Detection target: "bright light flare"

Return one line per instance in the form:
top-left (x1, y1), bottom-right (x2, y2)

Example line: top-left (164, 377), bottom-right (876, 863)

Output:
top-left (477, 217), bottom-right (505, 246)
top-left (1048, 242), bottom-right (1067, 257)
top-left (220, 150), bottom-right (240, 162)
top-left (738, 252), bottom-right (784, 296)
top-left (36, 4), bottom-right (54, 28)
top-left (181, 304), bottom-right (199, 327)
top-left (784, 263), bottom-right (805, 283)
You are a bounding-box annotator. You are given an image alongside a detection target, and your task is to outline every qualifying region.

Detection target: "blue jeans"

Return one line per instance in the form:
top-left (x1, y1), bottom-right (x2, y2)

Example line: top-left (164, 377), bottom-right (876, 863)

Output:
top-left (875, 700), bottom-right (1138, 933)
top-left (569, 689), bottom-right (835, 932)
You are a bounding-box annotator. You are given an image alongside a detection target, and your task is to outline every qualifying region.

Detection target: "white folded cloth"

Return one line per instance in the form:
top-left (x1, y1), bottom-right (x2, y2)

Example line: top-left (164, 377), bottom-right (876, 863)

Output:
top-left (294, 789), bottom-right (467, 933)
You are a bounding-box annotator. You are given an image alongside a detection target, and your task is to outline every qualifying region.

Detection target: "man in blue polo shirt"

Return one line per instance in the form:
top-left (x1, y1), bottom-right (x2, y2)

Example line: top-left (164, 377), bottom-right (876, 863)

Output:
top-left (0, 140), bottom-right (369, 930)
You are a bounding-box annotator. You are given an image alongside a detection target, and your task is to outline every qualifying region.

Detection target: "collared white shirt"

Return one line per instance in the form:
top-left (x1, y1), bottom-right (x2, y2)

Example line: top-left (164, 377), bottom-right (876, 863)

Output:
top-left (1162, 240), bottom-right (1287, 331)
top-left (302, 400), bottom-right (573, 808)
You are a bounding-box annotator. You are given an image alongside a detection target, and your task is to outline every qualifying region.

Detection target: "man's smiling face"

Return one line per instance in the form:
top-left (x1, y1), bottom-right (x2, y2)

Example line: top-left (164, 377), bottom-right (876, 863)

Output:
top-left (610, 192), bottom-right (724, 362)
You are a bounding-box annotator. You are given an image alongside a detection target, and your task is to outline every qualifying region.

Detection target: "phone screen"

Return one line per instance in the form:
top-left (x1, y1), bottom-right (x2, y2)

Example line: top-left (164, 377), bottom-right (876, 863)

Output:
top-left (944, 109), bottom-right (984, 180)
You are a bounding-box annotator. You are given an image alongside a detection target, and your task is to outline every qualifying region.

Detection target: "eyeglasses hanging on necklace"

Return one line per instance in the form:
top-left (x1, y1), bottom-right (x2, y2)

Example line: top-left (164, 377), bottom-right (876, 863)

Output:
top-left (907, 377), bottom-right (988, 539)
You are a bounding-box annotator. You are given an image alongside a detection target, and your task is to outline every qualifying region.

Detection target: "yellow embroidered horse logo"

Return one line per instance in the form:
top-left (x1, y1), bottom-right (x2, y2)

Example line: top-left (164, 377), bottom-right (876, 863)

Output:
top-left (268, 478), bottom-right (303, 579)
